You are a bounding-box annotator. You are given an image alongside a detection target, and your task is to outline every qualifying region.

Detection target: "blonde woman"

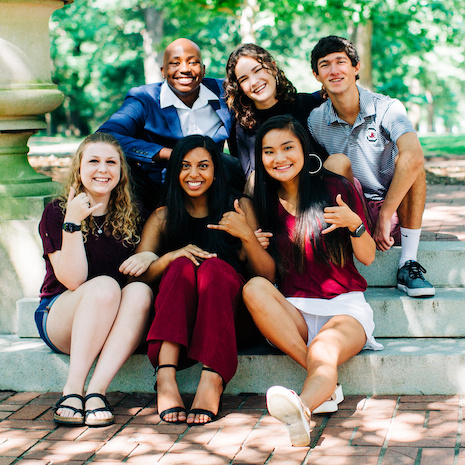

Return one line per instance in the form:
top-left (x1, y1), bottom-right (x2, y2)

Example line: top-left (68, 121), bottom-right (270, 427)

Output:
top-left (35, 132), bottom-right (153, 427)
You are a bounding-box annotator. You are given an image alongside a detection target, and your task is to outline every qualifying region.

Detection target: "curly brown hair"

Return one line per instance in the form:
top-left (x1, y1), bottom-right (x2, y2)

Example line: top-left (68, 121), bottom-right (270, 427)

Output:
top-left (59, 132), bottom-right (141, 246)
top-left (224, 44), bottom-right (297, 130)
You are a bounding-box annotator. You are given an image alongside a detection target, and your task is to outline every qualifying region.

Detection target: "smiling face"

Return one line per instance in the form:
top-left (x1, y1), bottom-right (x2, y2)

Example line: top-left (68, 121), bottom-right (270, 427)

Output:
top-left (234, 56), bottom-right (278, 110)
top-left (261, 128), bottom-right (304, 185)
top-left (314, 51), bottom-right (360, 96)
top-left (79, 142), bottom-right (121, 200)
top-left (178, 147), bottom-right (215, 199)
top-left (162, 39), bottom-right (205, 107)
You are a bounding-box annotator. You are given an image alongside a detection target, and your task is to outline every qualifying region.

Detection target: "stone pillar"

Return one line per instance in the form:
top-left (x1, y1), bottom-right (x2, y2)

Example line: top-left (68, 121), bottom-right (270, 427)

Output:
top-left (0, 0), bottom-right (73, 333)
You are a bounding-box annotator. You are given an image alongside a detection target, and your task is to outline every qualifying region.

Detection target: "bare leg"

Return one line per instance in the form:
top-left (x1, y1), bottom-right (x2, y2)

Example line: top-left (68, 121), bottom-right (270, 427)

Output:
top-left (186, 366), bottom-right (224, 425)
top-left (156, 341), bottom-right (186, 423)
top-left (397, 168), bottom-right (426, 229)
top-left (85, 282), bottom-right (153, 420)
top-left (46, 276), bottom-right (122, 419)
top-left (299, 315), bottom-right (366, 412)
top-left (244, 170), bottom-right (255, 197)
top-left (243, 277), bottom-right (308, 368)
top-left (323, 153), bottom-right (354, 184)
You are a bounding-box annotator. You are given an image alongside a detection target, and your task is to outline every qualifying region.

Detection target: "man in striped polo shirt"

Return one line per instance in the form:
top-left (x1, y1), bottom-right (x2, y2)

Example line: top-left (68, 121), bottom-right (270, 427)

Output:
top-left (308, 36), bottom-right (434, 298)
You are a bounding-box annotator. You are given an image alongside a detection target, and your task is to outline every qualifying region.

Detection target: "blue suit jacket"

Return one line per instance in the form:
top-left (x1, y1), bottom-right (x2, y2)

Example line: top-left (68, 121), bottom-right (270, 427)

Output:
top-left (98, 78), bottom-right (232, 183)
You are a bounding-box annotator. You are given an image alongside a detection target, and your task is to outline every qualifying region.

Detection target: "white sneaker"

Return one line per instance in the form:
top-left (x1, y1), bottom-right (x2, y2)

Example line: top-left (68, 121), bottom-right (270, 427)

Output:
top-left (312, 384), bottom-right (344, 414)
top-left (266, 386), bottom-right (311, 447)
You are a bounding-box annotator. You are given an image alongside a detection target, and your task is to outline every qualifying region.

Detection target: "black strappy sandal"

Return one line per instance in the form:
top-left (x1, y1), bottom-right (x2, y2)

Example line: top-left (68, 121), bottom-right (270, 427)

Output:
top-left (188, 366), bottom-right (225, 426)
top-left (53, 394), bottom-right (85, 426)
top-left (84, 393), bottom-right (114, 427)
top-left (155, 364), bottom-right (187, 424)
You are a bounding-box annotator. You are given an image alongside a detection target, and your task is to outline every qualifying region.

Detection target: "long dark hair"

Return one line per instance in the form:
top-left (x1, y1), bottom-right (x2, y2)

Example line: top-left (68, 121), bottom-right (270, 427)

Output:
top-left (224, 43), bottom-right (296, 130)
top-left (254, 115), bottom-right (352, 273)
top-left (161, 135), bottom-right (240, 261)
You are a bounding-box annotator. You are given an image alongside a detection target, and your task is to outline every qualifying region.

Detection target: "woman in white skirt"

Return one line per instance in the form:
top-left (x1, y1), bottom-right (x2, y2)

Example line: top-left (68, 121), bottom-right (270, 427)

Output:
top-left (243, 115), bottom-right (383, 447)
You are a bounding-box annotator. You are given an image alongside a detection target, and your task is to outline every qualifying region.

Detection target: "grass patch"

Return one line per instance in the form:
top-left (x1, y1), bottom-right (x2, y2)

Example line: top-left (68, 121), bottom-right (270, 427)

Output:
top-left (29, 135), bottom-right (83, 146)
top-left (28, 133), bottom-right (465, 157)
top-left (420, 134), bottom-right (465, 157)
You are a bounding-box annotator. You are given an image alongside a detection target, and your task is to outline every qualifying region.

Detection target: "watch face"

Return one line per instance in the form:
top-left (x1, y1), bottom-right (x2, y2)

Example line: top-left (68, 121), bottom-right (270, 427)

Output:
top-left (63, 222), bottom-right (81, 232)
top-left (349, 223), bottom-right (365, 237)
top-left (355, 224), bottom-right (365, 237)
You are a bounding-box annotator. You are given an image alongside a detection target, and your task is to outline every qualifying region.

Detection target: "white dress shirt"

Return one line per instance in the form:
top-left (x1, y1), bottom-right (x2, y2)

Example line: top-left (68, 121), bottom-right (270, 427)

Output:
top-left (160, 82), bottom-right (223, 138)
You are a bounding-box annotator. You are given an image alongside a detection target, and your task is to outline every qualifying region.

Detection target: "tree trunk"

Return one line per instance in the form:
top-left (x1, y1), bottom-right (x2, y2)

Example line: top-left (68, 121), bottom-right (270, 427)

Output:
top-left (408, 78), bottom-right (420, 131)
top-left (426, 91), bottom-right (435, 132)
top-left (240, 0), bottom-right (257, 43)
top-left (141, 7), bottom-right (164, 84)
top-left (355, 19), bottom-right (373, 91)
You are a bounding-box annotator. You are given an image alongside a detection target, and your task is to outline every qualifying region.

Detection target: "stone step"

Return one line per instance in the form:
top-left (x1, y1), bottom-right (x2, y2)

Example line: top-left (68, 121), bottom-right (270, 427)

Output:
top-left (17, 287), bottom-right (465, 339)
top-left (1, 336), bottom-right (465, 395)
top-left (356, 241), bottom-right (465, 287)
top-left (368, 287), bottom-right (465, 337)
top-left (8, 241), bottom-right (465, 337)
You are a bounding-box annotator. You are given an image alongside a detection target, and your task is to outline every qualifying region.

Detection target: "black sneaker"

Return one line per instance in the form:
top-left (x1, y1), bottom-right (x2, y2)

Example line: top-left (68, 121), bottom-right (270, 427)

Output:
top-left (397, 260), bottom-right (435, 297)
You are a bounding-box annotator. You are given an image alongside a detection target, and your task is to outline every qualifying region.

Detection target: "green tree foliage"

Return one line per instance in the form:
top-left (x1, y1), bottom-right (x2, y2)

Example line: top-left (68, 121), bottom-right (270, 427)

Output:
top-left (50, 0), bottom-right (145, 134)
top-left (48, 0), bottom-right (465, 135)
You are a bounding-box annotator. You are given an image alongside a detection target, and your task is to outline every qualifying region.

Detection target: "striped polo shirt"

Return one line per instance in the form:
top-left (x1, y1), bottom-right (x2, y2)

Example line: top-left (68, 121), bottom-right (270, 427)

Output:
top-left (308, 86), bottom-right (415, 201)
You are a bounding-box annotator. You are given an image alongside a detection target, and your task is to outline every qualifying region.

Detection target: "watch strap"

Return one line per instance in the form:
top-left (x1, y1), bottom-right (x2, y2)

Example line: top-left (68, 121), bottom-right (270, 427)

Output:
top-left (63, 222), bottom-right (81, 233)
top-left (348, 223), bottom-right (365, 238)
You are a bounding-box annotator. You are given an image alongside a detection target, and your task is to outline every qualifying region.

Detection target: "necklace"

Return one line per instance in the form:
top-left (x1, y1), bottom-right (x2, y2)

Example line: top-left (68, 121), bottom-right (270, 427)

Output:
top-left (92, 215), bottom-right (107, 235)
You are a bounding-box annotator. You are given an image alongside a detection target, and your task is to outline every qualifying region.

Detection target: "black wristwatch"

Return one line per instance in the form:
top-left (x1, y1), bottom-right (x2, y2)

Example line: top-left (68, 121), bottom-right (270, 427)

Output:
top-left (348, 223), bottom-right (365, 238)
top-left (63, 222), bottom-right (81, 233)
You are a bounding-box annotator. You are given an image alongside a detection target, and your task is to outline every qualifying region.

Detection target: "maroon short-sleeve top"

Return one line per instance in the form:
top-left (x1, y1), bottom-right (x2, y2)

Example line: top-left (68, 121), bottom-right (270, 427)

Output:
top-left (39, 199), bottom-right (137, 298)
top-left (277, 177), bottom-right (370, 300)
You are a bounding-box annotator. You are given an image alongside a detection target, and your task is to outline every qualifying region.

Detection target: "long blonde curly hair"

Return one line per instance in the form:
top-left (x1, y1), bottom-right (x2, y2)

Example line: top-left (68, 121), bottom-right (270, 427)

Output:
top-left (59, 132), bottom-right (141, 246)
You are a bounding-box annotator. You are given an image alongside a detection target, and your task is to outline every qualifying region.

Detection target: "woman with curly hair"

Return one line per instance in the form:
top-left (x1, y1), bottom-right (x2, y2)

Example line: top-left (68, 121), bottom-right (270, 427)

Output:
top-left (224, 43), bottom-right (328, 183)
top-left (35, 132), bottom-right (154, 427)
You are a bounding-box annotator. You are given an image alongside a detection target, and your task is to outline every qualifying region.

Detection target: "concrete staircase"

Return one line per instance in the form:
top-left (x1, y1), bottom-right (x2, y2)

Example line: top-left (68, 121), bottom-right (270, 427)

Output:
top-left (1, 241), bottom-right (465, 395)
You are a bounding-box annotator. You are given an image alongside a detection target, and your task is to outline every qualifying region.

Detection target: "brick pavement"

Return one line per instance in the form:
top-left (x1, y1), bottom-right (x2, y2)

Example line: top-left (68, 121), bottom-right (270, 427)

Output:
top-left (422, 185), bottom-right (465, 241)
top-left (9, 158), bottom-right (465, 464)
top-left (0, 391), bottom-right (463, 464)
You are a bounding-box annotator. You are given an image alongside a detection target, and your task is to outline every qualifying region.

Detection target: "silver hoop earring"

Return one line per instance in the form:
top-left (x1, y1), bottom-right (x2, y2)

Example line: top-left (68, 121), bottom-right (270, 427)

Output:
top-left (308, 153), bottom-right (323, 175)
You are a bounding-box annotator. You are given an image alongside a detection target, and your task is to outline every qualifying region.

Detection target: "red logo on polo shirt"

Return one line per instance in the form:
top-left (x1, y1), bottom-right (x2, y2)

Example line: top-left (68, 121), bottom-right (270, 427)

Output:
top-left (366, 127), bottom-right (377, 142)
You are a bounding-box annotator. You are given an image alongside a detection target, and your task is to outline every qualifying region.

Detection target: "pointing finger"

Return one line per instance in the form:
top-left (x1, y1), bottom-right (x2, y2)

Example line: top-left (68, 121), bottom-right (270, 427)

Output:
top-left (322, 224), bottom-right (337, 235)
top-left (335, 194), bottom-right (347, 207)
top-left (207, 223), bottom-right (225, 230)
top-left (68, 187), bottom-right (76, 202)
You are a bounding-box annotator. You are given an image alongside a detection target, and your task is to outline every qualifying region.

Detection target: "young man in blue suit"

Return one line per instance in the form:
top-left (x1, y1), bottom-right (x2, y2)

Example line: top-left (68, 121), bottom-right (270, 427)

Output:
top-left (98, 38), bottom-right (243, 210)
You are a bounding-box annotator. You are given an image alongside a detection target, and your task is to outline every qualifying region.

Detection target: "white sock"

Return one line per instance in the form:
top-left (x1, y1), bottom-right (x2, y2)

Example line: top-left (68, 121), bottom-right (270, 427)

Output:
top-left (399, 227), bottom-right (421, 268)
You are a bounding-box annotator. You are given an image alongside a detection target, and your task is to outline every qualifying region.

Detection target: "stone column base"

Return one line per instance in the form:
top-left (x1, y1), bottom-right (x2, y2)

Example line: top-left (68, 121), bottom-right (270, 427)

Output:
top-left (0, 196), bottom-right (52, 334)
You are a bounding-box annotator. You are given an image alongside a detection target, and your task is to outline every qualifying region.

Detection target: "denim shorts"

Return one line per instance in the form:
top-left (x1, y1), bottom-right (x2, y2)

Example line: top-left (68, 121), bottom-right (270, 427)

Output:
top-left (34, 295), bottom-right (65, 354)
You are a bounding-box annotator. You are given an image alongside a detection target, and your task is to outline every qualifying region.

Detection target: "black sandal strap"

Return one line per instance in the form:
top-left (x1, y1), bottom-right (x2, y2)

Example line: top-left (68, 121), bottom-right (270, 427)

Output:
top-left (159, 406), bottom-right (187, 421)
top-left (188, 408), bottom-right (215, 421)
top-left (201, 367), bottom-right (217, 374)
top-left (202, 366), bottom-right (226, 389)
top-left (84, 393), bottom-right (113, 413)
top-left (53, 394), bottom-right (84, 415)
top-left (85, 406), bottom-right (113, 417)
top-left (157, 364), bottom-right (178, 372)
